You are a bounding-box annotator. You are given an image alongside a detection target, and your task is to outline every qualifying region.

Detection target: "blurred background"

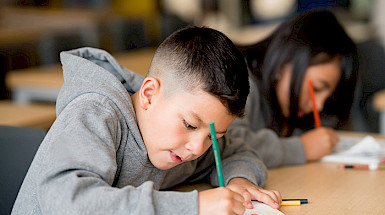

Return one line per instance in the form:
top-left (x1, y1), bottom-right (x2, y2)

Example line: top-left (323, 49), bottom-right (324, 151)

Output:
top-left (0, 0), bottom-right (384, 134)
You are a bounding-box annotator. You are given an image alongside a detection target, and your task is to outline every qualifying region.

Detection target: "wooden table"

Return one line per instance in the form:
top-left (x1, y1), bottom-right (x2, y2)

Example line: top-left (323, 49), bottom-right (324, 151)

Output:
top-left (177, 162), bottom-right (385, 215)
top-left (6, 48), bottom-right (155, 103)
top-left (265, 162), bottom-right (385, 214)
top-left (374, 89), bottom-right (385, 135)
top-left (267, 131), bottom-right (385, 214)
top-left (176, 132), bottom-right (385, 214)
top-left (0, 101), bottom-right (56, 131)
top-left (0, 6), bottom-right (113, 47)
top-left (178, 161), bottom-right (385, 215)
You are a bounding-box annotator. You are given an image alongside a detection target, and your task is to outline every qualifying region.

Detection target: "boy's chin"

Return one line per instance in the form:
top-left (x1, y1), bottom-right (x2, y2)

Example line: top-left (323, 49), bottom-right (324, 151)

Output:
top-left (151, 161), bottom-right (181, 170)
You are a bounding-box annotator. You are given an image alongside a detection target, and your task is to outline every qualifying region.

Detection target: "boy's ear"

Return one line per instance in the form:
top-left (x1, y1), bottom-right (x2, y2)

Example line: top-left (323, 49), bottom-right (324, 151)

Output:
top-left (139, 77), bottom-right (161, 110)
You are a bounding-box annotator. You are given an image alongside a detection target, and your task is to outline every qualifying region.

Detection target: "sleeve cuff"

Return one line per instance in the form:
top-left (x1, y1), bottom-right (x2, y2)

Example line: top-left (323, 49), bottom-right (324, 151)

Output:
top-left (210, 158), bottom-right (267, 187)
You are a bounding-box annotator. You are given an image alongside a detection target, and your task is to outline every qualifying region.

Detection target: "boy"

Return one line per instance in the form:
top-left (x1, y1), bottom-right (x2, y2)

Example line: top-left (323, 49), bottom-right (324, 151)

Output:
top-left (12, 26), bottom-right (281, 215)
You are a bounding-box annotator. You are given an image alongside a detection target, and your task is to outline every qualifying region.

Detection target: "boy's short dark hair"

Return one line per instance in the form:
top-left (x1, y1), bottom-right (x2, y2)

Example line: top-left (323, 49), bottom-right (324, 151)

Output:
top-left (148, 26), bottom-right (249, 117)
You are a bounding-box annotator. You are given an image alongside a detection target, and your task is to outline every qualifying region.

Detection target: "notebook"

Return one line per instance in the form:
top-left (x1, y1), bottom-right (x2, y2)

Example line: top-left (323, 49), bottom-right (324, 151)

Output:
top-left (244, 201), bottom-right (284, 215)
top-left (321, 135), bottom-right (385, 167)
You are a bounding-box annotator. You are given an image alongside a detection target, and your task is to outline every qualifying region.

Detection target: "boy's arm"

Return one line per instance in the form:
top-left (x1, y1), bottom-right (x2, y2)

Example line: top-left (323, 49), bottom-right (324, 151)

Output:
top-left (209, 135), bottom-right (267, 187)
top-left (34, 96), bottom-right (198, 215)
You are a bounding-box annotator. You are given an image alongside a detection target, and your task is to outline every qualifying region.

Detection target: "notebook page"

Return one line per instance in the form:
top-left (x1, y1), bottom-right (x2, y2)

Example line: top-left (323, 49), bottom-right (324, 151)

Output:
top-left (244, 201), bottom-right (284, 215)
top-left (321, 136), bottom-right (385, 165)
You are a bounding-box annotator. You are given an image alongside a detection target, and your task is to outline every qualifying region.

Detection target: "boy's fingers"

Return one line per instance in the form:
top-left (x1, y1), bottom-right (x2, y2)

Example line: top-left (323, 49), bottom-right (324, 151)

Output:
top-left (232, 202), bottom-right (246, 215)
top-left (250, 188), bottom-right (280, 209)
top-left (231, 191), bottom-right (247, 215)
top-left (262, 190), bottom-right (281, 202)
top-left (265, 189), bottom-right (282, 204)
top-left (270, 190), bottom-right (282, 206)
top-left (242, 192), bottom-right (253, 209)
top-left (233, 190), bottom-right (245, 203)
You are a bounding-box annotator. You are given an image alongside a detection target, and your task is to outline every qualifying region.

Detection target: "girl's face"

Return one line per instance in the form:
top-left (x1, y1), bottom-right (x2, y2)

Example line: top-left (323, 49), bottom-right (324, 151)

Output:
top-left (276, 57), bottom-right (341, 118)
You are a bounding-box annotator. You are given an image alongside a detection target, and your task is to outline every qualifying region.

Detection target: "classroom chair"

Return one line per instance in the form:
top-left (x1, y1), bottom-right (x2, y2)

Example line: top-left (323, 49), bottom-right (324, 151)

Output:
top-left (0, 125), bottom-right (46, 215)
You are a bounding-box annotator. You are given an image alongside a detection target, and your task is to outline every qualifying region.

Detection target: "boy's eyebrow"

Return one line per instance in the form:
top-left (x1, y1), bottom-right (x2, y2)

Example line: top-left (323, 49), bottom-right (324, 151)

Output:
top-left (191, 112), bottom-right (227, 134)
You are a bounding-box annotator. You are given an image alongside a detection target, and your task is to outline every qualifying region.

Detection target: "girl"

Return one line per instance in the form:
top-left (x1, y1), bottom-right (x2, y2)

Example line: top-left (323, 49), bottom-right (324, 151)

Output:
top-left (228, 10), bottom-right (358, 168)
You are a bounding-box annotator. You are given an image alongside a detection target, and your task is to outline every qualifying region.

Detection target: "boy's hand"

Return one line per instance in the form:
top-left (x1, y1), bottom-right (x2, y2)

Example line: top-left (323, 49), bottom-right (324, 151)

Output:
top-left (198, 187), bottom-right (246, 215)
top-left (226, 178), bottom-right (281, 210)
top-left (300, 127), bottom-right (339, 161)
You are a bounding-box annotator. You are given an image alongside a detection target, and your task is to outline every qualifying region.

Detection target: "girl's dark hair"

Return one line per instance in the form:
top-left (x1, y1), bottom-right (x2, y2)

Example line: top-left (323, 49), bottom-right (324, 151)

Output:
top-left (238, 10), bottom-right (358, 136)
top-left (152, 26), bottom-right (250, 117)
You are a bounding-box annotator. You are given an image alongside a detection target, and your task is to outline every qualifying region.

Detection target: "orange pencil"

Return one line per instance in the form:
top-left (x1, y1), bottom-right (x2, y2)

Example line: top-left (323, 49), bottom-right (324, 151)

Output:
top-left (308, 80), bottom-right (321, 128)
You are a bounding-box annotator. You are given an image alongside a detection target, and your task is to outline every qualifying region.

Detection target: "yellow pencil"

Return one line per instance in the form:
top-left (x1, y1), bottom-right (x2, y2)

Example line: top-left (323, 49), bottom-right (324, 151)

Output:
top-left (281, 200), bottom-right (301, 206)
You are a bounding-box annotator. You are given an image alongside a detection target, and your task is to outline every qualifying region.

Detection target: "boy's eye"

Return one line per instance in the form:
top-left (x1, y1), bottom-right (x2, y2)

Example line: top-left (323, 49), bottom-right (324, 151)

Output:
top-left (208, 133), bottom-right (224, 141)
top-left (183, 120), bottom-right (197, 130)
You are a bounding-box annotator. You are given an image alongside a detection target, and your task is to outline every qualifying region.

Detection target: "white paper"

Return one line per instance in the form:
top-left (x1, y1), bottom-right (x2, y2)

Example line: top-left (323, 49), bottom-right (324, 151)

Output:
top-left (244, 201), bottom-right (285, 215)
top-left (321, 136), bottom-right (385, 165)
top-left (341, 136), bottom-right (381, 155)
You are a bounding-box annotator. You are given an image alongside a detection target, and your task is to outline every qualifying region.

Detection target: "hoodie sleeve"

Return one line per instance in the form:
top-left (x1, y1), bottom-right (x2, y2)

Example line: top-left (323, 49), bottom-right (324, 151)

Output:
top-left (209, 135), bottom-right (268, 187)
top-left (36, 94), bottom-right (198, 215)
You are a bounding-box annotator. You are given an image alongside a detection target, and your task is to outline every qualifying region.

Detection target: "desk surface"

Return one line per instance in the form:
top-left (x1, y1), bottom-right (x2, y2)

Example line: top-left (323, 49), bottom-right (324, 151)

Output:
top-left (0, 101), bottom-right (56, 131)
top-left (266, 162), bottom-right (385, 214)
top-left (372, 89), bottom-right (385, 135)
top-left (374, 89), bottom-right (385, 111)
top-left (6, 48), bottom-right (155, 89)
top-left (0, 6), bottom-right (111, 32)
top-left (176, 132), bottom-right (385, 215)
top-left (2, 48), bottom-right (154, 130)
top-left (178, 161), bottom-right (385, 215)
top-left (268, 132), bottom-right (385, 214)
top-left (6, 48), bottom-right (155, 103)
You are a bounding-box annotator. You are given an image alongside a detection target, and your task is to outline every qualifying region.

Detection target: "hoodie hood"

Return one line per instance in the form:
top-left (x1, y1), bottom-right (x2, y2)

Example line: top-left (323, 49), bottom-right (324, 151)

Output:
top-left (57, 47), bottom-right (144, 117)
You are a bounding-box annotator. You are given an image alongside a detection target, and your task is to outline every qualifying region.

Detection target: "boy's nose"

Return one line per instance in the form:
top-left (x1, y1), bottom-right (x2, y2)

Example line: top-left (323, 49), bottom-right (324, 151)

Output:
top-left (186, 137), bottom-right (208, 156)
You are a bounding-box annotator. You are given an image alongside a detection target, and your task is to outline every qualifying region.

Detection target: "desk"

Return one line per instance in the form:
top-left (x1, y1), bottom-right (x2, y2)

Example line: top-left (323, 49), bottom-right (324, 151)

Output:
top-left (374, 89), bottom-right (385, 135)
top-left (176, 132), bottom-right (385, 214)
top-left (0, 6), bottom-right (119, 70)
top-left (115, 48), bottom-right (154, 76)
top-left (6, 48), bottom-right (155, 103)
top-left (177, 161), bottom-right (385, 215)
top-left (265, 162), bottom-right (385, 214)
top-left (0, 101), bottom-right (56, 131)
top-left (266, 131), bottom-right (385, 214)
top-left (0, 7), bottom-right (113, 47)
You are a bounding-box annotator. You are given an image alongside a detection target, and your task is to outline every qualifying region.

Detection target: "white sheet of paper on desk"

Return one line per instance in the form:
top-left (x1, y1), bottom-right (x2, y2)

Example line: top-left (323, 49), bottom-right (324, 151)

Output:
top-left (244, 201), bottom-right (284, 215)
top-left (342, 136), bottom-right (381, 155)
top-left (321, 136), bottom-right (385, 165)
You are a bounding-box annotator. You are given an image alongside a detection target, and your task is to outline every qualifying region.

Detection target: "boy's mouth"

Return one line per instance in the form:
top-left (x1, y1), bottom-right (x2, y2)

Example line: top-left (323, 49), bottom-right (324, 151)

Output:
top-left (170, 151), bottom-right (183, 164)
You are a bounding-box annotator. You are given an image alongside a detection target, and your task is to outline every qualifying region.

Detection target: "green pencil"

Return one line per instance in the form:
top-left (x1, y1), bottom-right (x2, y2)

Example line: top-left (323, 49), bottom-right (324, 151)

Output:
top-left (209, 122), bottom-right (225, 187)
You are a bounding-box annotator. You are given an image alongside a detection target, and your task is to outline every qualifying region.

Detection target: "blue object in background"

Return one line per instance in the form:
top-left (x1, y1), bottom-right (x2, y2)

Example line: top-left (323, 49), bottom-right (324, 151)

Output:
top-left (297, 0), bottom-right (350, 13)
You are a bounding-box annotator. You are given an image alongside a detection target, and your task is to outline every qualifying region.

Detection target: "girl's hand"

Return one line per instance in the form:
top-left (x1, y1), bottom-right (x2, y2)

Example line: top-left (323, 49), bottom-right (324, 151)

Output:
top-left (300, 127), bottom-right (339, 161)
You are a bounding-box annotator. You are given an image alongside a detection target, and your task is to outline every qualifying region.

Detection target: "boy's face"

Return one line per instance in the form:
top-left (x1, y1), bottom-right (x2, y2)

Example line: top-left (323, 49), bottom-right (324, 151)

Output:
top-left (138, 80), bottom-right (236, 170)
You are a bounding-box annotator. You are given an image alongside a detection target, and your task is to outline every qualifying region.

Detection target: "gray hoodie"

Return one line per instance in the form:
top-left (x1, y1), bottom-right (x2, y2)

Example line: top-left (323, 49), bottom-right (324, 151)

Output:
top-left (12, 47), bottom-right (267, 215)
top-left (228, 76), bottom-right (306, 168)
